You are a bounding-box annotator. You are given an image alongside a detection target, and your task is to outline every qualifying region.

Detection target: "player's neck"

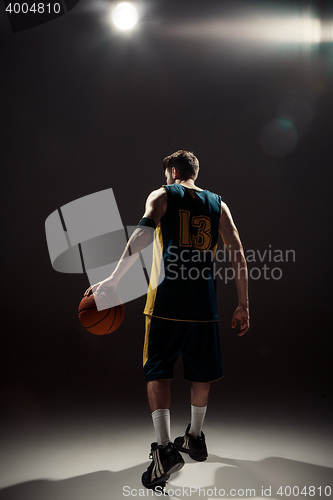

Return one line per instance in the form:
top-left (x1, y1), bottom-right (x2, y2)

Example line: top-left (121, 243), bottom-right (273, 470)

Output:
top-left (176, 179), bottom-right (203, 191)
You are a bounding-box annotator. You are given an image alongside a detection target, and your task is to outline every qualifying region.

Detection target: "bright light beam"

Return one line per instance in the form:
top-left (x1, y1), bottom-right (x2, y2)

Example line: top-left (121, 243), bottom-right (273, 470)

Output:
top-left (320, 21), bottom-right (333, 42)
top-left (111, 2), bottom-right (138, 31)
top-left (165, 13), bottom-right (323, 45)
top-left (254, 16), bottom-right (322, 44)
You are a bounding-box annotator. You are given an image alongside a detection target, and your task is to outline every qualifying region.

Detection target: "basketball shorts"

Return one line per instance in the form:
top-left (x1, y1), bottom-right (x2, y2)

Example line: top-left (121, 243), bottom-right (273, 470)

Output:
top-left (143, 316), bottom-right (224, 383)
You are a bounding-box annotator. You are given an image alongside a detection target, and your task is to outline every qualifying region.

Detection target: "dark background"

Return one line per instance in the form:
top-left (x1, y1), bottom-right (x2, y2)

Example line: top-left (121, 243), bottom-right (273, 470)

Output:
top-left (0, 0), bottom-right (332, 429)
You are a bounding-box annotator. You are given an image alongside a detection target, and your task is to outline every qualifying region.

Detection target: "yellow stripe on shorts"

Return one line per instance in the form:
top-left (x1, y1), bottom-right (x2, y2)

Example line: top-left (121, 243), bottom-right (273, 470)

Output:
top-left (143, 315), bottom-right (152, 367)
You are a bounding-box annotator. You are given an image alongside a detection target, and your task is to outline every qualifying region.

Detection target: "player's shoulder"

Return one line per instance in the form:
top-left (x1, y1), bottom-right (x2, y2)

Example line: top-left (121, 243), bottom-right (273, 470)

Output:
top-left (220, 200), bottom-right (234, 222)
top-left (203, 188), bottom-right (223, 206)
top-left (147, 186), bottom-right (167, 201)
top-left (145, 187), bottom-right (167, 211)
top-left (220, 199), bottom-right (228, 211)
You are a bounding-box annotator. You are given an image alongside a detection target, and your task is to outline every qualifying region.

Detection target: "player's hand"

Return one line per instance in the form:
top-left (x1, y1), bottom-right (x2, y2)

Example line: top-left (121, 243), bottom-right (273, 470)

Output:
top-left (231, 305), bottom-right (250, 336)
top-left (84, 282), bottom-right (101, 296)
top-left (84, 277), bottom-right (118, 297)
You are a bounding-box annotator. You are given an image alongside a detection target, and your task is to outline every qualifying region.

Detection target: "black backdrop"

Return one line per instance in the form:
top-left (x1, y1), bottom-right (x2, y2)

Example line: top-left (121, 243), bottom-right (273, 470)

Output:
top-left (0, 0), bottom-right (332, 427)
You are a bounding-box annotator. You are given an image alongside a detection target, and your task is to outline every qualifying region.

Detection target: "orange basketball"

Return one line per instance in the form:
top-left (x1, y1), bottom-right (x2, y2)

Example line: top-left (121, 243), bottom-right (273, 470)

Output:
top-left (78, 293), bottom-right (124, 335)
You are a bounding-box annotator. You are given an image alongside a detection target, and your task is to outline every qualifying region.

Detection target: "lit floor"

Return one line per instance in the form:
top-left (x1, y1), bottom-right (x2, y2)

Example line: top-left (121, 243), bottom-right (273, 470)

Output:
top-left (0, 411), bottom-right (332, 500)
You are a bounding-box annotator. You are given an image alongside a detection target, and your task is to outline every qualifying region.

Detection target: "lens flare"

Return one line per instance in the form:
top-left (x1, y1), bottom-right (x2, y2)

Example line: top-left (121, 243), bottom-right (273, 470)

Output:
top-left (260, 119), bottom-right (298, 158)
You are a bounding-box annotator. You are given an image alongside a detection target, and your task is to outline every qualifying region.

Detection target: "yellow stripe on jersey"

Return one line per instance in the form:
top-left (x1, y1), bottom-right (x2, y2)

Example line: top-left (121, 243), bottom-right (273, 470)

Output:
top-left (144, 223), bottom-right (163, 316)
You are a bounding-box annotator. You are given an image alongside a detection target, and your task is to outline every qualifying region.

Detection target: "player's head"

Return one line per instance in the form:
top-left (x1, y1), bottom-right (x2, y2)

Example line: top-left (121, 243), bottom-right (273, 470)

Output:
top-left (162, 150), bottom-right (200, 185)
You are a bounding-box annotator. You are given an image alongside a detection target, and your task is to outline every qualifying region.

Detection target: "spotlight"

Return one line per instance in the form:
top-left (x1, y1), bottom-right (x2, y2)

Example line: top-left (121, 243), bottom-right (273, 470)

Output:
top-left (111, 2), bottom-right (138, 31)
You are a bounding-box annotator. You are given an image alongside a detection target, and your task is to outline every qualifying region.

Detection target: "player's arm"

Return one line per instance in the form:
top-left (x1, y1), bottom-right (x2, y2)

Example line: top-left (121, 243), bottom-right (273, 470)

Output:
top-left (109, 186), bottom-right (167, 281)
top-left (219, 201), bottom-right (249, 336)
top-left (84, 188), bottom-right (167, 296)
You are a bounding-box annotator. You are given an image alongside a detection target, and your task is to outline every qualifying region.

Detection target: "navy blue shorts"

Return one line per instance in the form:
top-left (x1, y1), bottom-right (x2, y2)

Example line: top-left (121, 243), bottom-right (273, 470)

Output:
top-left (143, 316), bottom-right (223, 383)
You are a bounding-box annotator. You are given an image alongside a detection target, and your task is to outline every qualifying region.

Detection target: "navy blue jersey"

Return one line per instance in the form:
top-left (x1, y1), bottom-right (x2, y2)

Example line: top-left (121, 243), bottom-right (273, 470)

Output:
top-left (144, 184), bottom-right (222, 321)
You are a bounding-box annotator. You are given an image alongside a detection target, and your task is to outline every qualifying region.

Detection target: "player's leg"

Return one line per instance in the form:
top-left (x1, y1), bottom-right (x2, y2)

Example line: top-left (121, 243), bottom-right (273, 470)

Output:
top-left (147, 380), bottom-right (210, 442)
top-left (173, 387), bottom-right (209, 462)
top-left (147, 380), bottom-right (171, 446)
top-left (147, 379), bottom-right (171, 412)
top-left (174, 322), bottom-right (223, 461)
top-left (189, 381), bottom-right (210, 437)
top-left (143, 316), bottom-right (187, 443)
top-left (191, 381), bottom-right (210, 407)
top-left (142, 318), bottom-right (185, 490)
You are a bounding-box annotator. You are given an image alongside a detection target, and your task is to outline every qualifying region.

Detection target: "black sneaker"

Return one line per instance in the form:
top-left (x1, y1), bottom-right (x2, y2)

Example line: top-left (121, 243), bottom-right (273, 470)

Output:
top-left (174, 423), bottom-right (208, 462)
top-left (141, 441), bottom-right (185, 490)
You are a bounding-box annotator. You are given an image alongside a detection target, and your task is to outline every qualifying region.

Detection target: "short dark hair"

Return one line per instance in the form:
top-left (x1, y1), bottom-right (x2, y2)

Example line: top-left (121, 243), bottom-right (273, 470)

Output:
top-left (162, 150), bottom-right (199, 180)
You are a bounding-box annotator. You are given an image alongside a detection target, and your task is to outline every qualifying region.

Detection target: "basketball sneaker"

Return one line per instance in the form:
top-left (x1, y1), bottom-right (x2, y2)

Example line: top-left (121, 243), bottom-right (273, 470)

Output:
top-left (141, 441), bottom-right (185, 490)
top-left (174, 423), bottom-right (208, 461)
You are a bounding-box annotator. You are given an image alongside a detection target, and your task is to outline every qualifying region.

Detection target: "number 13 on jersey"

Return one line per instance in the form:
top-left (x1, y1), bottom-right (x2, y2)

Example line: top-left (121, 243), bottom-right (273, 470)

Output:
top-left (179, 210), bottom-right (212, 251)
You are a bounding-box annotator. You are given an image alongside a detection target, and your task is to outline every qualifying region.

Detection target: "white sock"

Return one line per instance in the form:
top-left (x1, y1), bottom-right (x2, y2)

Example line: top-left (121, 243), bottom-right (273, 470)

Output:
top-left (189, 405), bottom-right (207, 437)
top-left (151, 409), bottom-right (171, 446)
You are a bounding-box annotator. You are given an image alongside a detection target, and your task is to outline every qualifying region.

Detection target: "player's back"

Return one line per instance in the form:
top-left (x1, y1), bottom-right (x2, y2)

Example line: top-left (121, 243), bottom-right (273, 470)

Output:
top-left (144, 184), bottom-right (221, 321)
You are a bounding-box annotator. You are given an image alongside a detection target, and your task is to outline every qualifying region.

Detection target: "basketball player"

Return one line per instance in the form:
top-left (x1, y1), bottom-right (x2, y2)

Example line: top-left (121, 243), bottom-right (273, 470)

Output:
top-left (85, 150), bottom-right (249, 491)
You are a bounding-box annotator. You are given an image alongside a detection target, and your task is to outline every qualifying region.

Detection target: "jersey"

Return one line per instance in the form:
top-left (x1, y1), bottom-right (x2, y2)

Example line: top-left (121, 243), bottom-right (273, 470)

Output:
top-left (144, 184), bottom-right (222, 321)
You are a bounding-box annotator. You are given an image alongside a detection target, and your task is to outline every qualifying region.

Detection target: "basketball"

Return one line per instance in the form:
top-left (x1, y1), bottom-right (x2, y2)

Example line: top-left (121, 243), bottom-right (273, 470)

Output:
top-left (78, 292), bottom-right (124, 335)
